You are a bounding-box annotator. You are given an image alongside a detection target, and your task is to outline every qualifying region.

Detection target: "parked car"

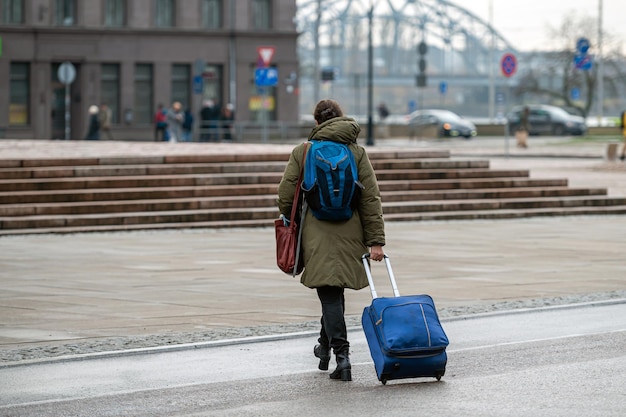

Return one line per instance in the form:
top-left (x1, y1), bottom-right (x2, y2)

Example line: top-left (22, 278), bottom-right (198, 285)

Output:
top-left (407, 109), bottom-right (477, 139)
top-left (507, 104), bottom-right (587, 136)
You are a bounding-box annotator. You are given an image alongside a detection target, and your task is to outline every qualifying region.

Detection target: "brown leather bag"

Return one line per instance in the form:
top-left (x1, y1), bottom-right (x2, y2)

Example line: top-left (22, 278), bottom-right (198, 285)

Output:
top-left (275, 144), bottom-right (309, 276)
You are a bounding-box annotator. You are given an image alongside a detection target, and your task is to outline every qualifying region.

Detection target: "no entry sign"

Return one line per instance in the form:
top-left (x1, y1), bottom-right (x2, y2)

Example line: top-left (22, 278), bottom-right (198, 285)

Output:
top-left (500, 53), bottom-right (517, 78)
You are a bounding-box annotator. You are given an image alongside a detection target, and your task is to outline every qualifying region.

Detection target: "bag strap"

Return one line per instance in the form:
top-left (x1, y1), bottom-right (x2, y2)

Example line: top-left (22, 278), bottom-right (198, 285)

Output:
top-left (291, 143), bottom-right (309, 277)
top-left (288, 143), bottom-right (309, 224)
top-left (293, 199), bottom-right (308, 277)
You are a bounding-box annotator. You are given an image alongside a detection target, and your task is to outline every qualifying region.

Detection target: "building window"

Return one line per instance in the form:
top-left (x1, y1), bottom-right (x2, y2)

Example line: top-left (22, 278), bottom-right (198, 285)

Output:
top-left (171, 64), bottom-right (190, 110)
top-left (56, 0), bottom-right (76, 26)
top-left (134, 64), bottom-right (153, 124)
top-left (104, 0), bottom-right (125, 27)
top-left (9, 62), bottom-right (30, 126)
top-left (101, 64), bottom-right (120, 124)
top-left (155, 0), bottom-right (175, 27)
top-left (202, 0), bottom-right (221, 29)
top-left (2, 0), bottom-right (23, 24)
top-left (251, 0), bottom-right (271, 29)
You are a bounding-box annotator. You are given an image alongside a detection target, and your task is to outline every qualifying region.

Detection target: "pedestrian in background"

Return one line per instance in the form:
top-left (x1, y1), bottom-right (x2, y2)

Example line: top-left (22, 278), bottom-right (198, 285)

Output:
top-left (200, 99), bottom-right (221, 142)
top-left (99, 103), bottom-right (114, 140)
top-left (377, 102), bottom-right (389, 121)
top-left (221, 103), bottom-right (235, 141)
top-left (516, 106), bottom-right (530, 149)
top-left (376, 102), bottom-right (390, 138)
top-left (85, 105), bottom-right (100, 140)
top-left (277, 99), bottom-right (386, 382)
top-left (166, 102), bottom-right (184, 143)
top-left (154, 104), bottom-right (168, 141)
top-left (182, 107), bottom-right (194, 142)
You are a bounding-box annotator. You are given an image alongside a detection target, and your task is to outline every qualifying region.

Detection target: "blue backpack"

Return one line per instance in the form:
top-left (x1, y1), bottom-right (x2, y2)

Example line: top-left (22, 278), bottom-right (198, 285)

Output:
top-left (302, 140), bottom-right (362, 221)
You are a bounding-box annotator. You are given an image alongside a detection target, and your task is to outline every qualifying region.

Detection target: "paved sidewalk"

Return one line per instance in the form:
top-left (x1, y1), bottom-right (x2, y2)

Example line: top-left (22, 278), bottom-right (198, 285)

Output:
top-left (1, 137), bottom-right (625, 359)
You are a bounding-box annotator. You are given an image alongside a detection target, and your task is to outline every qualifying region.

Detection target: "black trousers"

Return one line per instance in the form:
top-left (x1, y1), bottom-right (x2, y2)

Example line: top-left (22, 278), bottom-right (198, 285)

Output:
top-left (316, 286), bottom-right (349, 355)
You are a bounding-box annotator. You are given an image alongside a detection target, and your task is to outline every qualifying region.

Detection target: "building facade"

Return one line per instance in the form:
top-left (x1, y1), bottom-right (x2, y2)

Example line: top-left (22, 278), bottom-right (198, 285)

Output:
top-left (0, 0), bottom-right (299, 140)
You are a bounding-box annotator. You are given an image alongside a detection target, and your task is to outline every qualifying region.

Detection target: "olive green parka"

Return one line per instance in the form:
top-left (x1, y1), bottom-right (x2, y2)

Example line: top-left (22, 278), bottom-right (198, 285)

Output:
top-left (277, 117), bottom-right (386, 290)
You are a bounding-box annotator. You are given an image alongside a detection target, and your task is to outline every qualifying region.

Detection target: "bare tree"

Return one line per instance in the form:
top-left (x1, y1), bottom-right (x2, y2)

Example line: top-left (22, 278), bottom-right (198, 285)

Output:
top-left (515, 11), bottom-right (625, 117)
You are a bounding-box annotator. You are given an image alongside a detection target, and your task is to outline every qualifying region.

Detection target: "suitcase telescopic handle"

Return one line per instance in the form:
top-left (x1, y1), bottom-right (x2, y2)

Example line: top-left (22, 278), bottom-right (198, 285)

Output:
top-left (361, 253), bottom-right (401, 299)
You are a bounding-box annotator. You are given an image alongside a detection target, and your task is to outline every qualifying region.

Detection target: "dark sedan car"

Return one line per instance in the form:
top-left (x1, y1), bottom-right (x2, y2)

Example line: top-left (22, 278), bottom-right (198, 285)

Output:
top-left (507, 105), bottom-right (587, 136)
top-left (407, 109), bottom-right (477, 139)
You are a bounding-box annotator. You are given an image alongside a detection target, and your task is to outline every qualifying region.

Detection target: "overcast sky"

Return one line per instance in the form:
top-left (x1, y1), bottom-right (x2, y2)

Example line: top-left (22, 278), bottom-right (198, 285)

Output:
top-left (457, 0), bottom-right (625, 52)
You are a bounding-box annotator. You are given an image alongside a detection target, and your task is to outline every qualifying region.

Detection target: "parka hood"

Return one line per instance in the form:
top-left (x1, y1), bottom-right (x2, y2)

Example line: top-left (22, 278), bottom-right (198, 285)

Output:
top-left (307, 117), bottom-right (361, 144)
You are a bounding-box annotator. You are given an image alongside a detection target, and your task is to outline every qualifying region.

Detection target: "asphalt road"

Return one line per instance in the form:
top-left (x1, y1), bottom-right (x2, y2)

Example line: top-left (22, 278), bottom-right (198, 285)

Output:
top-left (1, 301), bottom-right (624, 417)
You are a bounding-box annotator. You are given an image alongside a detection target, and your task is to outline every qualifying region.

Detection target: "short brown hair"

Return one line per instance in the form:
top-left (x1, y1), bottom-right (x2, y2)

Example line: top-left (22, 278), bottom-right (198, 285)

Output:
top-left (313, 99), bottom-right (344, 124)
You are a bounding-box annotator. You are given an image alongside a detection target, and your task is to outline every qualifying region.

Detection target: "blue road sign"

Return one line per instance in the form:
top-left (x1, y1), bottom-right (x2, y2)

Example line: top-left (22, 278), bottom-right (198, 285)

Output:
top-left (439, 81), bottom-right (448, 95)
top-left (574, 54), bottom-right (593, 71)
top-left (571, 87), bottom-right (581, 100)
top-left (193, 75), bottom-right (203, 94)
top-left (576, 38), bottom-right (590, 54)
top-left (255, 67), bottom-right (279, 87)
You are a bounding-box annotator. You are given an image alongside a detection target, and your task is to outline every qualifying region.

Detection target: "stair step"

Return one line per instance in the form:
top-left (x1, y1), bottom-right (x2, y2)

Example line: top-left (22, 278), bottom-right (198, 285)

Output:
top-left (0, 195), bottom-right (277, 216)
top-left (381, 187), bottom-right (608, 202)
top-left (0, 149), bottom-right (450, 170)
top-left (0, 219), bottom-right (274, 236)
top-left (370, 159), bottom-right (489, 170)
top-left (0, 161), bottom-right (289, 180)
top-left (378, 177), bottom-right (568, 191)
top-left (0, 157), bottom-right (482, 181)
top-left (382, 205), bottom-right (626, 222)
top-left (381, 196), bottom-right (626, 214)
top-left (0, 172), bottom-right (284, 192)
top-left (0, 207), bottom-right (278, 230)
top-left (0, 184), bottom-right (279, 204)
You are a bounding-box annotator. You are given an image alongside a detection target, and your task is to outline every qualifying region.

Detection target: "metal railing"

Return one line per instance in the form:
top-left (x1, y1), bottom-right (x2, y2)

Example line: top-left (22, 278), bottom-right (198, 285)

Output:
top-left (195, 121), bottom-right (310, 144)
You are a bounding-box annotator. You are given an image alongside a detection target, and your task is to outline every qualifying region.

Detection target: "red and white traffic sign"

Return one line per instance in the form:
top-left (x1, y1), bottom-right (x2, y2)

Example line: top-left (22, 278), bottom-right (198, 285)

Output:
top-left (257, 46), bottom-right (275, 68)
top-left (500, 53), bottom-right (517, 78)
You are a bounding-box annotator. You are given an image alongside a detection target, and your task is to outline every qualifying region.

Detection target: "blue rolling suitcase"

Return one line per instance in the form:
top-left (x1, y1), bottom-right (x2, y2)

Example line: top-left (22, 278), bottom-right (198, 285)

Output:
top-left (361, 254), bottom-right (449, 385)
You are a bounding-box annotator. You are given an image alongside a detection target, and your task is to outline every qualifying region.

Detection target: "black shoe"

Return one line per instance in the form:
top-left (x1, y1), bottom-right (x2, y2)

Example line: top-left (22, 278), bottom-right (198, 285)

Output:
top-left (329, 353), bottom-right (352, 381)
top-left (313, 344), bottom-right (331, 371)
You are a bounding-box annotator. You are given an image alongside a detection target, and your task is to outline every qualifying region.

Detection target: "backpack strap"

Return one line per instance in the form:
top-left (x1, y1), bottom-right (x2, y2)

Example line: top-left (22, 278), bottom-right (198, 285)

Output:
top-left (288, 143), bottom-right (309, 223)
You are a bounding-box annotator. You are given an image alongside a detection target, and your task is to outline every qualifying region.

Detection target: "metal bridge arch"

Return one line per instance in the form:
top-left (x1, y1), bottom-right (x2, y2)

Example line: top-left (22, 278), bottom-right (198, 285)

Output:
top-left (296, 0), bottom-right (518, 117)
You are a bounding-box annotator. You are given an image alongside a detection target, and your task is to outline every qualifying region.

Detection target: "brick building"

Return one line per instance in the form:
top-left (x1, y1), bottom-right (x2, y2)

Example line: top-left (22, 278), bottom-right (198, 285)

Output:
top-left (0, 0), bottom-right (299, 140)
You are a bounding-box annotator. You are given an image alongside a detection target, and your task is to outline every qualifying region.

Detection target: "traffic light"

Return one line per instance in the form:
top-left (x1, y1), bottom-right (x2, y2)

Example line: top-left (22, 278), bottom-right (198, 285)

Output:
top-left (321, 68), bottom-right (335, 81)
top-left (417, 41), bottom-right (427, 88)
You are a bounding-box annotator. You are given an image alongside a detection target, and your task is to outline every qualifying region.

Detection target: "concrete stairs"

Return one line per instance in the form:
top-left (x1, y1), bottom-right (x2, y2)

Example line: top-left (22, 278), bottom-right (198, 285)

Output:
top-left (1, 150), bottom-right (625, 235)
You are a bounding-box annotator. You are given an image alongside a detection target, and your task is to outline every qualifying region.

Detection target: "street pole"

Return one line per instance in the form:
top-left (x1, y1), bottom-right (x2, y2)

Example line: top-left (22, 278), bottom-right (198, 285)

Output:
top-left (228, 0), bottom-right (237, 108)
top-left (64, 84), bottom-right (70, 140)
top-left (597, 0), bottom-right (604, 125)
top-left (366, 5), bottom-right (374, 146)
top-left (488, 0), bottom-right (495, 122)
top-left (313, 0), bottom-right (321, 105)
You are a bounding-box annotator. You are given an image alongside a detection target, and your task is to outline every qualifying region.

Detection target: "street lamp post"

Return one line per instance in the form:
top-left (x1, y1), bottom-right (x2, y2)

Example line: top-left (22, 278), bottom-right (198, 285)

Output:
top-left (597, 0), bottom-right (604, 124)
top-left (366, 4), bottom-right (375, 146)
top-left (313, 0), bottom-right (322, 105)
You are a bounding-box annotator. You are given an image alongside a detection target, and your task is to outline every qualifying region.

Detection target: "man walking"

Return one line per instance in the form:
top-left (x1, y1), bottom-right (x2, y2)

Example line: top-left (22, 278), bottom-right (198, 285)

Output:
top-left (99, 103), bottom-right (114, 140)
